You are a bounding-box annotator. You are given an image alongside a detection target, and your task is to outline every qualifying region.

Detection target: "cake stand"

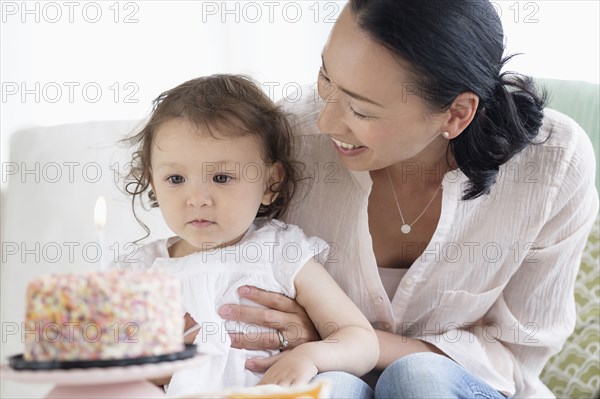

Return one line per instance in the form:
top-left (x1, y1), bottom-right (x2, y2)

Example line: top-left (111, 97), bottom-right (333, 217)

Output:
top-left (1, 354), bottom-right (208, 399)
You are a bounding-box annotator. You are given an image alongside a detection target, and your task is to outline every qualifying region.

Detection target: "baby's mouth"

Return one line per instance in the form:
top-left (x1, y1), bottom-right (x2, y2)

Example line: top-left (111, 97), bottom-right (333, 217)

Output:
top-left (190, 219), bottom-right (215, 227)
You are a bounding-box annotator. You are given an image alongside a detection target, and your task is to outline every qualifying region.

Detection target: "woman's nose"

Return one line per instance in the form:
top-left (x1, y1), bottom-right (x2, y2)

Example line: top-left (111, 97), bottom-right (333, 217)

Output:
top-left (316, 87), bottom-right (348, 136)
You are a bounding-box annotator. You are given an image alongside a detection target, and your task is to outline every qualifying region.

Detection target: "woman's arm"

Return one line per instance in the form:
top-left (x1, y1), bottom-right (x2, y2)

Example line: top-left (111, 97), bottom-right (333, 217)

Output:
top-left (259, 258), bottom-right (379, 385)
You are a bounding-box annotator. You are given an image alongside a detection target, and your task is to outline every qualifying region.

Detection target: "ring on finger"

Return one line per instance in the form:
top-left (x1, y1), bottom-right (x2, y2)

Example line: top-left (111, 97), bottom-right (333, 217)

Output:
top-left (276, 330), bottom-right (289, 350)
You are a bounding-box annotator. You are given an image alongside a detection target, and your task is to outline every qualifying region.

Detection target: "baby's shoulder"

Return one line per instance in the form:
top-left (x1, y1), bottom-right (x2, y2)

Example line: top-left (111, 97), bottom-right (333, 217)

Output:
top-left (247, 219), bottom-right (329, 264)
top-left (250, 219), bottom-right (313, 243)
top-left (109, 237), bottom-right (172, 271)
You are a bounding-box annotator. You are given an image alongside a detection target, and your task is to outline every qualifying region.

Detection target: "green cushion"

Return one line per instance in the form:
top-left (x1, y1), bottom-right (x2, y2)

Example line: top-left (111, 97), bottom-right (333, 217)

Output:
top-left (540, 215), bottom-right (599, 398)
top-left (537, 78), bottom-right (600, 398)
top-left (537, 79), bottom-right (600, 190)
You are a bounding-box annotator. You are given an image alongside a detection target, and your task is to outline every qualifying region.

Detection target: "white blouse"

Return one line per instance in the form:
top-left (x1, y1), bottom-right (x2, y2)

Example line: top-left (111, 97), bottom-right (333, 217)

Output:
top-left (378, 267), bottom-right (408, 301)
top-left (279, 93), bottom-right (599, 398)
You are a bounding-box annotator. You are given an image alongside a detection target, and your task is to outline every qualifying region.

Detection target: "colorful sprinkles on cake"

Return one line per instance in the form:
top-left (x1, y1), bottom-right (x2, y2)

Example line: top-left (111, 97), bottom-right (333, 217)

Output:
top-left (24, 270), bottom-right (184, 362)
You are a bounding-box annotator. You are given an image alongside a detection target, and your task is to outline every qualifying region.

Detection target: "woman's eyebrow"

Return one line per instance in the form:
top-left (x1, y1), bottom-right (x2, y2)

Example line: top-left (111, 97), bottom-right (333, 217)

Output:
top-left (321, 54), bottom-right (383, 107)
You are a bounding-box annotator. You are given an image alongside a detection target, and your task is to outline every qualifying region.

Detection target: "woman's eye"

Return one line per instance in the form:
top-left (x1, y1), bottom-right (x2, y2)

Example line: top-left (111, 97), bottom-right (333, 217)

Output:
top-left (167, 175), bottom-right (184, 184)
top-left (347, 101), bottom-right (369, 120)
top-left (213, 175), bottom-right (231, 184)
top-left (318, 68), bottom-right (331, 82)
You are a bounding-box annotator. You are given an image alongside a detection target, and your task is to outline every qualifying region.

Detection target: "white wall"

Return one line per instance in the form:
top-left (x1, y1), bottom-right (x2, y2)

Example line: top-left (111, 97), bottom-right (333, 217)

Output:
top-left (499, 1), bottom-right (599, 83)
top-left (1, 0), bottom-right (599, 163)
top-left (1, 1), bottom-right (599, 166)
top-left (0, 1), bottom-right (598, 398)
top-left (0, 0), bottom-right (336, 170)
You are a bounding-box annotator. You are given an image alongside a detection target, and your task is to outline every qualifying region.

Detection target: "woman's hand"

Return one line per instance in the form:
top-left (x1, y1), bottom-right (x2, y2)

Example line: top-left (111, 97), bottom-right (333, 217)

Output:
top-left (218, 286), bottom-right (320, 351)
top-left (183, 312), bottom-right (200, 344)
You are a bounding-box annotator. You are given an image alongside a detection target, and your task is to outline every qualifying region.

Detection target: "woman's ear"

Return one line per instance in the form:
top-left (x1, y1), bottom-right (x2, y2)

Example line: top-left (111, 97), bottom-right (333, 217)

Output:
top-left (262, 162), bottom-right (285, 206)
top-left (442, 91), bottom-right (479, 139)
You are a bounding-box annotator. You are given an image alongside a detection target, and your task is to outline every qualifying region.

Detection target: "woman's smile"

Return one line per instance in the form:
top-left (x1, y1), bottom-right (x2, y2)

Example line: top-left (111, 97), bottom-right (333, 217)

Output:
top-left (330, 136), bottom-right (368, 157)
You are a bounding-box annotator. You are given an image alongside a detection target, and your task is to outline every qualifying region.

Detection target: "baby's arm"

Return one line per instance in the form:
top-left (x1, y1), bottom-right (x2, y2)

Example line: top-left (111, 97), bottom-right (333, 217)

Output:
top-left (259, 258), bottom-right (379, 386)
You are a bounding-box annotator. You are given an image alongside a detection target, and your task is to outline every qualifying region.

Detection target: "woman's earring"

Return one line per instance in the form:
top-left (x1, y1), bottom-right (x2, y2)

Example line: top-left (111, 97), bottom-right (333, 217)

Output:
top-left (442, 131), bottom-right (451, 139)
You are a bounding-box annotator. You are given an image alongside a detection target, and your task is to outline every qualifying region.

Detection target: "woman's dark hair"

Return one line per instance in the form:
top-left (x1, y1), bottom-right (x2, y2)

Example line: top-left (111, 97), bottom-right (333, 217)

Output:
top-left (350, 0), bottom-right (547, 199)
top-left (121, 74), bottom-right (300, 239)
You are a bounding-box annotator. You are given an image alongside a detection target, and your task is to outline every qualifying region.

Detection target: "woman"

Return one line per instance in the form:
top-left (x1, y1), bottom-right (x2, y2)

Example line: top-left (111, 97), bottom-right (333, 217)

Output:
top-left (216, 0), bottom-right (599, 397)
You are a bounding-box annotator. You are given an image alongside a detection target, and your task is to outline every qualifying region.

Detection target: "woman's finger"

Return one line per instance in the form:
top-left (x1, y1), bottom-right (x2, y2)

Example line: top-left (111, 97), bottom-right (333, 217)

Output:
top-left (183, 312), bottom-right (200, 344)
top-left (228, 331), bottom-right (282, 351)
top-left (237, 286), bottom-right (303, 312)
top-left (220, 306), bottom-right (315, 350)
top-left (183, 312), bottom-right (197, 329)
top-left (219, 285), bottom-right (321, 351)
top-left (228, 320), bottom-right (314, 351)
top-left (219, 286), bottom-right (313, 332)
top-left (219, 304), bottom-right (291, 328)
top-left (246, 351), bottom-right (288, 373)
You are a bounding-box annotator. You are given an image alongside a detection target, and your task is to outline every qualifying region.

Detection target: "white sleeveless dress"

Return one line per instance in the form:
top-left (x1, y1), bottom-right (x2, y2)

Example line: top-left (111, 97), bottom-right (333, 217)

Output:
top-left (112, 219), bottom-right (329, 396)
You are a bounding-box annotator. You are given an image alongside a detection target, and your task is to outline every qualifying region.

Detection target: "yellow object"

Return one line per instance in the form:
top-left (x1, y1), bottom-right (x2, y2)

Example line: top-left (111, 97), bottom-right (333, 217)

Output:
top-left (177, 380), bottom-right (331, 399)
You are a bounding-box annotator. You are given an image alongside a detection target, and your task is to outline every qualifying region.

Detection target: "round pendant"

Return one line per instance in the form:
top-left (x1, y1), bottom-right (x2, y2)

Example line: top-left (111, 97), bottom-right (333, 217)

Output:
top-left (401, 224), bottom-right (411, 234)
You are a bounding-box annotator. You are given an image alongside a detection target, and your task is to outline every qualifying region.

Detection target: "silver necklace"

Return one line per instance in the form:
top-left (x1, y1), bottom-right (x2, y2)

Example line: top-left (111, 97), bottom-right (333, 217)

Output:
top-left (386, 168), bottom-right (443, 234)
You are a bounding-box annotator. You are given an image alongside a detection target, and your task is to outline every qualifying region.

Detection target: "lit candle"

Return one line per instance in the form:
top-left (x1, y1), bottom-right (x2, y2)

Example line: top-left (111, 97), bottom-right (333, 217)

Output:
top-left (94, 196), bottom-right (107, 270)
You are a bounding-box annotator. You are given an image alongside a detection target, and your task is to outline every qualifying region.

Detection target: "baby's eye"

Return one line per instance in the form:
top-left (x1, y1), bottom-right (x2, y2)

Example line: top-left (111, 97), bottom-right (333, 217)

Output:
top-left (213, 175), bottom-right (232, 184)
top-left (167, 175), bottom-right (185, 184)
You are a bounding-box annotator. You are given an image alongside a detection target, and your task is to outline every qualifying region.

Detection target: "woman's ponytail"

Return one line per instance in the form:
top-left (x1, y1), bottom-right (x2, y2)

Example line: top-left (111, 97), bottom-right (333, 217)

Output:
top-left (451, 71), bottom-right (547, 200)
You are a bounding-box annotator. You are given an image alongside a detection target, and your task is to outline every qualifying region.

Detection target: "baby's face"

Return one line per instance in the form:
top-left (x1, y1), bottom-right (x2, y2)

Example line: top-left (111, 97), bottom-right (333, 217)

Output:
top-left (150, 118), bottom-right (275, 255)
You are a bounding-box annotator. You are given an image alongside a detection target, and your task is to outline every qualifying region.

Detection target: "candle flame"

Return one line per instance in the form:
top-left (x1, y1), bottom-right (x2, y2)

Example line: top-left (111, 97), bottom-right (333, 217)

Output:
top-left (94, 196), bottom-right (107, 229)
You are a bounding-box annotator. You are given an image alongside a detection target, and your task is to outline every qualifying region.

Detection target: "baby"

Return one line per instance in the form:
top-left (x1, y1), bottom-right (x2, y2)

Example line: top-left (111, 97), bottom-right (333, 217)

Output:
top-left (113, 75), bottom-right (378, 396)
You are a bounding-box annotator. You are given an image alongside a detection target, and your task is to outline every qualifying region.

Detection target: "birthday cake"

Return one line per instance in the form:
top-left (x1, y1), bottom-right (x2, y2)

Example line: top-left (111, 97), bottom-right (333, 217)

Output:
top-left (23, 270), bottom-right (184, 362)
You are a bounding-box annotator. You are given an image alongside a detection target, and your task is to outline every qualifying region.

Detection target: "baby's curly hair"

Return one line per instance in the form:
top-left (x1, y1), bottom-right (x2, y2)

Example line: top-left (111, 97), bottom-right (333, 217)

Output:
top-left (122, 74), bottom-right (301, 239)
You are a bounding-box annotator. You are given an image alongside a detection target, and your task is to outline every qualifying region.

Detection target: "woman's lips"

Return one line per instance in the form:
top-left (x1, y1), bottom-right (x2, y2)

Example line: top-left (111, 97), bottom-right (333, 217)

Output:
top-left (330, 137), bottom-right (368, 157)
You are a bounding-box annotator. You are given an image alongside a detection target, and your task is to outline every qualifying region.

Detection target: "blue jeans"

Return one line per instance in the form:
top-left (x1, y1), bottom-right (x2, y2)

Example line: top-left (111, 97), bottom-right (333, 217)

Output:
top-left (313, 352), bottom-right (507, 398)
